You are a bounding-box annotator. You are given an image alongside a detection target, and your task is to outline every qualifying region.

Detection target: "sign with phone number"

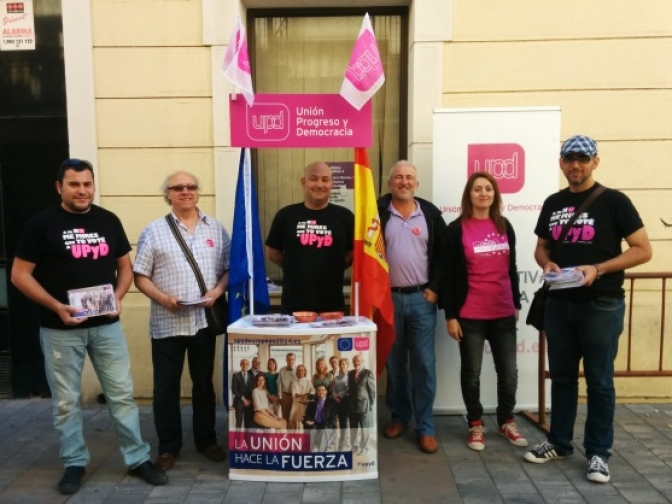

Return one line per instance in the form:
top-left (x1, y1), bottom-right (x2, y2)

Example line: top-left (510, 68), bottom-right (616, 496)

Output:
top-left (1, 1), bottom-right (36, 51)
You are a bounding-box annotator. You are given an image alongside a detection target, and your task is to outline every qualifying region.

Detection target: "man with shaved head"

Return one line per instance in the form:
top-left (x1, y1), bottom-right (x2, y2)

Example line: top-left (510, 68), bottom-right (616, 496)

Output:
top-left (134, 171), bottom-right (230, 471)
top-left (266, 162), bottom-right (354, 314)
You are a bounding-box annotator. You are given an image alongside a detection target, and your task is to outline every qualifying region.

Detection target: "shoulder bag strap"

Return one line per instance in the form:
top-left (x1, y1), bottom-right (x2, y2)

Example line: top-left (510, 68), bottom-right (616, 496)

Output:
top-left (551, 185), bottom-right (606, 256)
top-left (164, 214), bottom-right (208, 296)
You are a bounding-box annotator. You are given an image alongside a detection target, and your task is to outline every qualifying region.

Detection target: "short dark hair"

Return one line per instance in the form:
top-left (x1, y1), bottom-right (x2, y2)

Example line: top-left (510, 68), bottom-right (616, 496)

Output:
top-left (57, 159), bottom-right (94, 184)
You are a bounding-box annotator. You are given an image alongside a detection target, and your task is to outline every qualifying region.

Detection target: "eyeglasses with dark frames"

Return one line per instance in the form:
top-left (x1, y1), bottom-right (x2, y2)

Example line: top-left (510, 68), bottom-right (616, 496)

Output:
top-left (167, 184), bottom-right (199, 192)
top-left (561, 154), bottom-right (592, 165)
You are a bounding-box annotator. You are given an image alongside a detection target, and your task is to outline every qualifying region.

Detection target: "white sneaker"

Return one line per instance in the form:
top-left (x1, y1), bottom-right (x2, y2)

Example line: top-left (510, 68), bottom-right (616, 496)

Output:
top-left (587, 455), bottom-right (610, 483)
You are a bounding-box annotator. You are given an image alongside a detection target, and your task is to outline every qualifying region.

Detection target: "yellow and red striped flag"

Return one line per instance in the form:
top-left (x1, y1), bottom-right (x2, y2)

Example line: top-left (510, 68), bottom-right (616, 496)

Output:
top-left (352, 147), bottom-right (395, 376)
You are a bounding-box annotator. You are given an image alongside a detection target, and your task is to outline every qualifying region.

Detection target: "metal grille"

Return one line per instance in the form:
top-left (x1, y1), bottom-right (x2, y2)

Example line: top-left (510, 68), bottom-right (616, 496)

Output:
top-left (0, 353), bottom-right (11, 398)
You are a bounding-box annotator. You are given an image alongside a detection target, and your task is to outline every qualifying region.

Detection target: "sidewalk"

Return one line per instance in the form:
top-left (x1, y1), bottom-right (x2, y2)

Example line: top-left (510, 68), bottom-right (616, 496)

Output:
top-left (1, 399), bottom-right (672, 503)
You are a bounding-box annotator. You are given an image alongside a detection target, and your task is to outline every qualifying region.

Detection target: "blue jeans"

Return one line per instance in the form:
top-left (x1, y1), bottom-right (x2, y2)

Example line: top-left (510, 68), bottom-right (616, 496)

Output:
top-left (386, 291), bottom-right (437, 436)
top-left (545, 296), bottom-right (625, 460)
top-left (458, 316), bottom-right (518, 427)
top-left (40, 322), bottom-right (150, 468)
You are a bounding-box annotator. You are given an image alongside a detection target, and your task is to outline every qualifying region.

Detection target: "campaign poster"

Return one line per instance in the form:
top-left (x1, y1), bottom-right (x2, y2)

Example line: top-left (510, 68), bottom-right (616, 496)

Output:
top-left (327, 161), bottom-right (354, 212)
top-left (227, 317), bottom-right (378, 482)
top-left (1, 1), bottom-right (36, 51)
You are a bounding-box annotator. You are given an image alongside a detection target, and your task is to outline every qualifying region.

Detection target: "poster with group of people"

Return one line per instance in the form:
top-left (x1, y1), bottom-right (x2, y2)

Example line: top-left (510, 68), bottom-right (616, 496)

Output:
top-left (227, 320), bottom-right (378, 482)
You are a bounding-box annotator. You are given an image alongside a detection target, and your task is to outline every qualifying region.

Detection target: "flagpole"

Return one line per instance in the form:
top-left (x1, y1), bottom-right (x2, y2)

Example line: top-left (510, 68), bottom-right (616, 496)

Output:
top-left (248, 278), bottom-right (255, 316)
top-left (355, 281), bottom-right (360, 319)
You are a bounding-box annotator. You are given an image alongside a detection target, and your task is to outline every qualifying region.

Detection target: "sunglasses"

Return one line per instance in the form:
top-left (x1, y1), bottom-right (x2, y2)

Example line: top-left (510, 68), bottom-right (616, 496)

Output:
top-left (61, 158), bottom-right (93, 170)
top-left (167, 184), bottom-right (199, 192)
top-left (561, 154), bottom-right (592, 165)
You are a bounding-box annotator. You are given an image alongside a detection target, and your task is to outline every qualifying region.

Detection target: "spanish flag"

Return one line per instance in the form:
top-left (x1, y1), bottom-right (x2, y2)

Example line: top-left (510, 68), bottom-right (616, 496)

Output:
top-left (352, 147), bottom-right (395, 376)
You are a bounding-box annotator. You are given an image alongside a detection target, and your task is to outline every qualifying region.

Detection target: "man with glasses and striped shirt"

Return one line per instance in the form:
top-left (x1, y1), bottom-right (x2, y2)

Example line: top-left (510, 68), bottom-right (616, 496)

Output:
top-left (134, 171), bottom-right (230, 472)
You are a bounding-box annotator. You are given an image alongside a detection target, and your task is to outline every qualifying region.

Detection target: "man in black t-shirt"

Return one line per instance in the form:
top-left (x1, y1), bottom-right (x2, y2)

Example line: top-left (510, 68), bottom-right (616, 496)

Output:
top-left (523, 136), bottom-right (652, 485)
top-left (266, 161), bottom-right (354, 314)
top-left (11, 159), bottom-right (167, 495)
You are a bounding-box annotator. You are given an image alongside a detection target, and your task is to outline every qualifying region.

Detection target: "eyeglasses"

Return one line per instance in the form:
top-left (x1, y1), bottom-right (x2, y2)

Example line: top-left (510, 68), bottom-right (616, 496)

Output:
top-left (561, 154), bottom-right (592, 165)
top-left (167, 184), bottom-right (198, 192)
top-left (61, 158), bottom-right (93, 170)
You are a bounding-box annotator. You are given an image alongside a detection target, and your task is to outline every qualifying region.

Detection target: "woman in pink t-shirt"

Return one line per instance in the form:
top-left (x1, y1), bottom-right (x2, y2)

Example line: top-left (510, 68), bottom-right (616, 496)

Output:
top-left (440, 172), bottom-right (525, 452)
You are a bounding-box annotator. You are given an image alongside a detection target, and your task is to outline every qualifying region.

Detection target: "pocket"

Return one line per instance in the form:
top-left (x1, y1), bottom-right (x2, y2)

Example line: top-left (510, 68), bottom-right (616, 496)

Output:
top-left (590, 296), bottom-right (622, 312)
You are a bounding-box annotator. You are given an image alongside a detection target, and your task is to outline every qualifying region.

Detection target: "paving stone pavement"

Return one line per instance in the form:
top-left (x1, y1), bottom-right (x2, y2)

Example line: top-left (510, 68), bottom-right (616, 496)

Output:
top-left (1, 399), bottom-right (672, 503)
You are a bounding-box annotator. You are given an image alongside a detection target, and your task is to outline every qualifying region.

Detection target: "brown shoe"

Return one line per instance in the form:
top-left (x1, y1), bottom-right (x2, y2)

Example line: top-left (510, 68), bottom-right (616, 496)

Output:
top-left (384, 422), bottom-right (407, 439)
top-left (418, 435), bottom-right (439, 454)
top-left (198, 444), bottom-right (226, 462)
top-left (155, 453), bottom-right (175, 472)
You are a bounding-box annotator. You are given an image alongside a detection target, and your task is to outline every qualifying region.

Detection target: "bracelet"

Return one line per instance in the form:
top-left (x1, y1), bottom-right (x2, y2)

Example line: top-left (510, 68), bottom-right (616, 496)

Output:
top-left (593, 263), bottom-right (605, 279)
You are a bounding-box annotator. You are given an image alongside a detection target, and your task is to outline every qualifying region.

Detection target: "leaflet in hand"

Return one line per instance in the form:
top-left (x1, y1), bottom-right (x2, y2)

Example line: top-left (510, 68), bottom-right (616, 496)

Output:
top-left (542, 267), bottom-right (585, 290)
top-left (68, 284), bottom-right (117, 318)
top-left (178, 297), bottom-right (212, 306)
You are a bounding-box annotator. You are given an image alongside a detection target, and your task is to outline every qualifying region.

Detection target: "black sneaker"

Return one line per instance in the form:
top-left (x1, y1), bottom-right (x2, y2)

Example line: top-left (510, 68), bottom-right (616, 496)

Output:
top-left (57, 466), bottom-right (85, 495)
top-left (523, 441), bottom-right (569, 464)
top-left (587, 455), bottom-right (610, 483)
top-left (128, 460), bottom-right (169, 486)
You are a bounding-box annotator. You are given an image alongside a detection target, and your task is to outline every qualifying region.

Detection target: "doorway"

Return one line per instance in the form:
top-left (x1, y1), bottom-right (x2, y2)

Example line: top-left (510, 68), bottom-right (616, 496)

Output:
top-left (248, 9), bottom-right (408, 282)
top-left (0, 0), bottom-right (68, 397)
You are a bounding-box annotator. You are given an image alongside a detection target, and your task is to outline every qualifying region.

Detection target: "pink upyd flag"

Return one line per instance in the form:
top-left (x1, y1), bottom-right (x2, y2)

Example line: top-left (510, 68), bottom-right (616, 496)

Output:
top-left (223, 15), bottom-right (254, 106)
top-left (340, 13), bottom-right (385, 110)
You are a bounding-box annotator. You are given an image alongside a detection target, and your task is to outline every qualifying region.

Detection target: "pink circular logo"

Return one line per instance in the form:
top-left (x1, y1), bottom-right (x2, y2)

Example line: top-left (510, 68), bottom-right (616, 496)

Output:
top-left (412, 227), bottom-right (421, 236)
top-left (205, 239), bottom-right (215, 248)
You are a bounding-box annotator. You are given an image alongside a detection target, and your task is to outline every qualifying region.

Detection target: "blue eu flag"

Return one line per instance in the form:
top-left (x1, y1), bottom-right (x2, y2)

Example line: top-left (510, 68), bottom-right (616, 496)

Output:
top-left (227, 148), bottom-right (270, 323)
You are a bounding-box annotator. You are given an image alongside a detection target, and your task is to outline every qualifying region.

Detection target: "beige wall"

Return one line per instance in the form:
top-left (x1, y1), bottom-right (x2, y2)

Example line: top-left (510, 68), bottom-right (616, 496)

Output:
top-left (446, 0), bottom-right (672, 399)
top-left (70, 0), bottom-right (672, 401)
top-left (88, 0), bottom-right (223, 400)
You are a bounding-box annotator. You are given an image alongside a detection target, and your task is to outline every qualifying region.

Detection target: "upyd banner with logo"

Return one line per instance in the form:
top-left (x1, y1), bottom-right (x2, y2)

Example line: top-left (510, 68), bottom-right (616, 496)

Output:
top-left (431, 107), bottom-right (560, 413)
top-left (229, 94), bottom-right (372, 148)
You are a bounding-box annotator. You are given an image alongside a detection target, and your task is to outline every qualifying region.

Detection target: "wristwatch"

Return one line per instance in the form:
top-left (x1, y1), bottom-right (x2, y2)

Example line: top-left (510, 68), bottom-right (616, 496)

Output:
top-left (593, 263), bottom-right (605, 279)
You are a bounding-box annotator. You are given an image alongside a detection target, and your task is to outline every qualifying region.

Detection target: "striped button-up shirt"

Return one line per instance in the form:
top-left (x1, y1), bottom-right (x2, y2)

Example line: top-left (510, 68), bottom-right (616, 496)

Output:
top-left (134, 210), bottom-right (230, 339)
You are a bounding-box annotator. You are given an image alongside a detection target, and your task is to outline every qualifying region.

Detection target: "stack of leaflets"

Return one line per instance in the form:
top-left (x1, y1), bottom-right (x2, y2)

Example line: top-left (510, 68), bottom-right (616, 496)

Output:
top-left (542, 267), bottom-right (585, 290)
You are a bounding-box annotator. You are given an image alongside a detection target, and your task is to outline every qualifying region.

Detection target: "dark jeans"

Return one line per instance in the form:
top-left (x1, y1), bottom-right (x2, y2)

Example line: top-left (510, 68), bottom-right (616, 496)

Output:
top-left (545, 296), bottom-right (624, 460)
top-left (152, 329), bottom-right (217, 455)
top-left (458, 316), bottom-right (518, 427)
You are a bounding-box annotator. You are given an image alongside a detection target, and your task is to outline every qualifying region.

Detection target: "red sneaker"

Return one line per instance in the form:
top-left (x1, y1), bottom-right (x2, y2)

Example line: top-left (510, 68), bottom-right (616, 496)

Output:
top-left (498, 420), bottom-right (528, 447)
top-left (467, 420), bottom-right (486, 451)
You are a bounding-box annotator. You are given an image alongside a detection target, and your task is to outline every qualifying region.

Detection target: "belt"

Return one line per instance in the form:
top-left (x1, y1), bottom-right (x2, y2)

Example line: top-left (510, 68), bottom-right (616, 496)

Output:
top-left (391, 283), bottom-right (429, 294)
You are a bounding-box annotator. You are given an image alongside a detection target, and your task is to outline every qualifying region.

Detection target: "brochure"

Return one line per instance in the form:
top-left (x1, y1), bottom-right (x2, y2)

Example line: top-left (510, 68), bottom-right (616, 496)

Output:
top-left (67, 284), bottom-right (117, 318)
top-left (543, 267), bottom-right (585, 290)
top-left (178, 297), bottom-right (211, 306)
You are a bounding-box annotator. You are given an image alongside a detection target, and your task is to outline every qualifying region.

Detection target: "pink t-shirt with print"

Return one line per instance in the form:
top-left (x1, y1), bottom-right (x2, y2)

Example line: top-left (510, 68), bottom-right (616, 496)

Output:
top-left (459, 217), bottom-right (515, 320)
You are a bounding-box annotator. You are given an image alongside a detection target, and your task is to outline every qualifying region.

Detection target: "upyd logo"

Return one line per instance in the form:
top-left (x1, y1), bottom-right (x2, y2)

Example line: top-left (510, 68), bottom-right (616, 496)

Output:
top-left (246, 102), bottom-right (290, 142)
top-left (467, 143), bottom-right (525, 194)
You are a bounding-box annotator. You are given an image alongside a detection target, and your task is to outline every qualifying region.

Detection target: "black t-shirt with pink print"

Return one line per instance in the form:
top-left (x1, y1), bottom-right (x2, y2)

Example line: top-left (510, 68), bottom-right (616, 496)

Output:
top-left (266, 203), bottom-right (354, 313)
top-left (534, 183), bottom-right (644, 300)
top-left (15, 204), bottom-right (131, 329)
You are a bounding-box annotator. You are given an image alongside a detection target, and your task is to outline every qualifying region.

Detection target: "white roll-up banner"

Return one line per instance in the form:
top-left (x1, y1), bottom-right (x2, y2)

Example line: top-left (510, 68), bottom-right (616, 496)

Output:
top-left (432, 107), bottom-right (560, 414)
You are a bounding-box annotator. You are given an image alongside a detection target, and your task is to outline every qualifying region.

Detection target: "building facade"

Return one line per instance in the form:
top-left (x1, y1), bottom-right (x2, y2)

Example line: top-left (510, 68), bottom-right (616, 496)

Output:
top-left (1, 0), bottom-right (671, 401)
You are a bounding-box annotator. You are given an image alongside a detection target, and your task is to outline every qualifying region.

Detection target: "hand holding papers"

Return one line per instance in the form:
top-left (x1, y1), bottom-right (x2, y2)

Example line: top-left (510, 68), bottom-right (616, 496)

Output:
top-left (68, 284), bottom-right (117, 318)
top-left (543, 268), bottom-right (585, 290)
top-left (178, 297), bottom-right (212, 306)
